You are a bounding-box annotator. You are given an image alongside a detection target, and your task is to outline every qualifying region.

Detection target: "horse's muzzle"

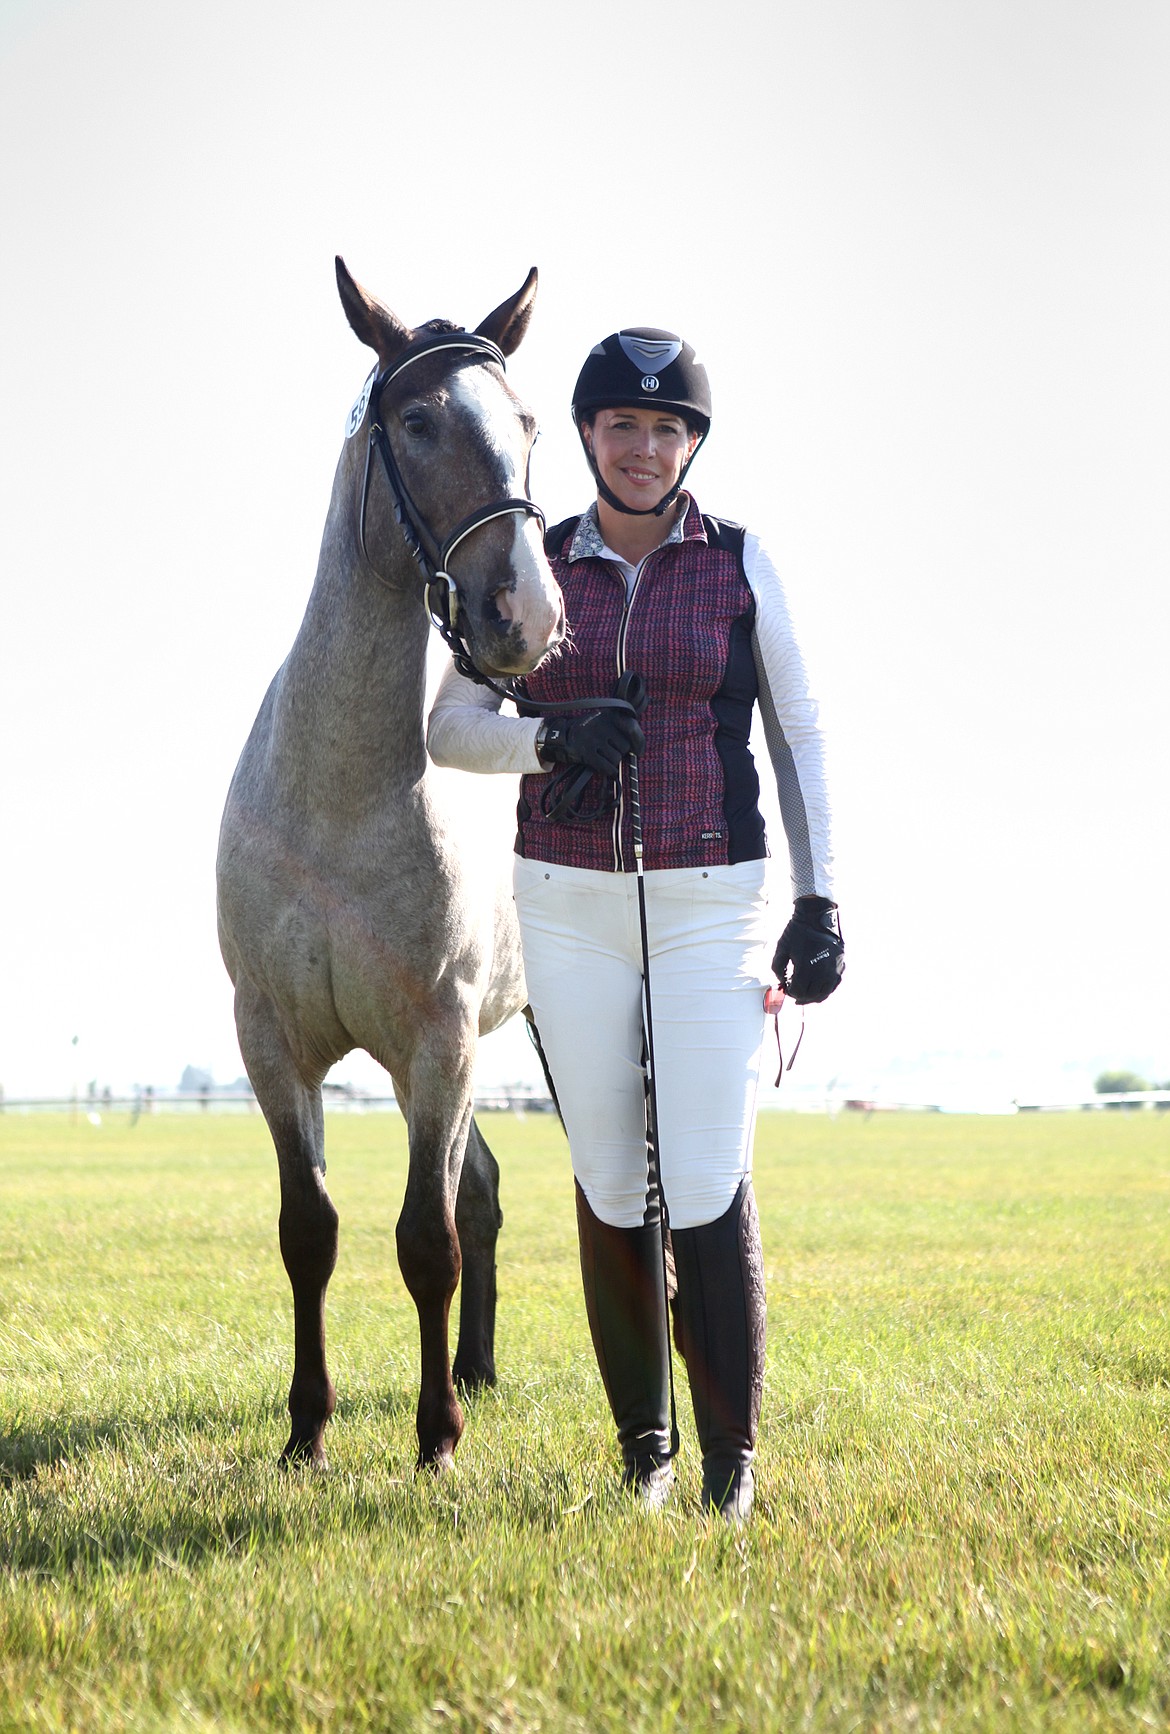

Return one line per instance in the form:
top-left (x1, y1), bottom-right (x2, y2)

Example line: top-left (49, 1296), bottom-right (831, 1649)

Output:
top-left (471, 573), bottom-right (565, 678)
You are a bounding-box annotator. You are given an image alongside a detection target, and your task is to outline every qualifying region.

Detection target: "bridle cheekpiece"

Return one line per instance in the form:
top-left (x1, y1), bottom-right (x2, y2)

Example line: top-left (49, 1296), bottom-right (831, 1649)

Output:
top-left (357, 329), bottom-right (545, 683)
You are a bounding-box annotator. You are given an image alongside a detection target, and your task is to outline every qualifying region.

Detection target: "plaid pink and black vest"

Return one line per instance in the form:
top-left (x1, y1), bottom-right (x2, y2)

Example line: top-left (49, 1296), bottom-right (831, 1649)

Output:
top-left (515, 500), bottom-right (767, 872)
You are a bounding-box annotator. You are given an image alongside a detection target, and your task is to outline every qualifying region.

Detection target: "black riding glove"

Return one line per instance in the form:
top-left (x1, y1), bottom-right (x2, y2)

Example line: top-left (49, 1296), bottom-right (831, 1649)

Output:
top-left (537, 710), bottom-right (646, 779)
top-left (772, 896), bottom-right (845, 1004)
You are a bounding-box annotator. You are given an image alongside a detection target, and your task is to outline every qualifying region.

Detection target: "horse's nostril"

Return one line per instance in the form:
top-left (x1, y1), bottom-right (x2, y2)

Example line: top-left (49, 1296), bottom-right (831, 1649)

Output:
top-left (490, 585), bottom-right (518, 625)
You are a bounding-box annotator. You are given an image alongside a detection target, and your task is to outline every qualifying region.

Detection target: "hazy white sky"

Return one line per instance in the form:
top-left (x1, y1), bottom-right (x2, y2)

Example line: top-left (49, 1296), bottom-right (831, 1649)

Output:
top-left (1, 0), bottom-right (1167, 1108)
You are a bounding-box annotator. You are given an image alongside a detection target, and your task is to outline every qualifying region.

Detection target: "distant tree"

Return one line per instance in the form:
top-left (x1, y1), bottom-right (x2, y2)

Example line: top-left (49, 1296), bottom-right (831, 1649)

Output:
top-left (1094, 1069), bottom-right (1149, 1095)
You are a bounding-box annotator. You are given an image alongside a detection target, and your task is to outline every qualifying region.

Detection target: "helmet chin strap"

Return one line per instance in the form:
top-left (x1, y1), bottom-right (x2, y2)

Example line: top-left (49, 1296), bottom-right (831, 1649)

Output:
top-left (578, 428), bottom-right (707, 517)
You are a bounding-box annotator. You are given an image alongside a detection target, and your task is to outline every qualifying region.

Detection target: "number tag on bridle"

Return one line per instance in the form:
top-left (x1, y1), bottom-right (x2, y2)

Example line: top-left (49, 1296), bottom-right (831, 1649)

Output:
top-left (345, 368), bottom-right (375, 440)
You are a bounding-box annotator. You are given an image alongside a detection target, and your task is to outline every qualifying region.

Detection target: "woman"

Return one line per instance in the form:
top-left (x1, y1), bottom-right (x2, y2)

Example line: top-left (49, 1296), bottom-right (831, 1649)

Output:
top-left (427, 328), bottom-right (842, 1521)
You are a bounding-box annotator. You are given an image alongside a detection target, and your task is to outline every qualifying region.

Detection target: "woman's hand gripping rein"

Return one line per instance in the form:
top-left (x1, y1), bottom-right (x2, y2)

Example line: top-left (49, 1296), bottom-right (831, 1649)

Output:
top-left (536, 710), bottom-right (646, 778)
top-left (532, 681), bottom-right (647, 826)
top-left (772, 896), bottom-right (845, 1005)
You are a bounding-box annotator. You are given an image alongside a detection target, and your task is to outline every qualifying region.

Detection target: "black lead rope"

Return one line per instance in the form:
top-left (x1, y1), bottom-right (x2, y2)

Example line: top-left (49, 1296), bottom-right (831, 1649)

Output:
top-left (538, 762), bottom-right (612, 825)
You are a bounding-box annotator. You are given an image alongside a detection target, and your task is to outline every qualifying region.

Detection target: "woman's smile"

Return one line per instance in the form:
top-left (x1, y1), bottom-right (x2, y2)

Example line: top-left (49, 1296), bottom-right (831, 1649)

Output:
top-left (584, 407), bottom-right (698, 514)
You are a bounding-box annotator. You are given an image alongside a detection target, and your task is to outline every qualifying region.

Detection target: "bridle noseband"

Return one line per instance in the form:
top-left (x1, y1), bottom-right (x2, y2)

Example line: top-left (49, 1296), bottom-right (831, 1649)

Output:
top-left (358, 330), bottom-right (546, 682)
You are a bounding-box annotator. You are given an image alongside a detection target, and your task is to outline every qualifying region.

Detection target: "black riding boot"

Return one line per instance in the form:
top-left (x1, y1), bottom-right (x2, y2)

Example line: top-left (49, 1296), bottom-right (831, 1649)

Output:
top-left (670, 1177), bottom-right (766, 1523)
top-left (575, 1183), bottom-right (674, 1507)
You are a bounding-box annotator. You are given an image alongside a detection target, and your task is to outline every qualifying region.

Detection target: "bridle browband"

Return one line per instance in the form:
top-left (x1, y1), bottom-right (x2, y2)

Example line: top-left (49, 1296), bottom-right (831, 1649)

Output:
top-left (358, 329), bottom-right (546, 682)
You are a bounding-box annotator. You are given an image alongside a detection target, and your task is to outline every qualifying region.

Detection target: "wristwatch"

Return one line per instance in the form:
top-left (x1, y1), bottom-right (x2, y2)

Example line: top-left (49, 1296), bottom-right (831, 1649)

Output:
top-left (534, 719), bottom-right (550, 765)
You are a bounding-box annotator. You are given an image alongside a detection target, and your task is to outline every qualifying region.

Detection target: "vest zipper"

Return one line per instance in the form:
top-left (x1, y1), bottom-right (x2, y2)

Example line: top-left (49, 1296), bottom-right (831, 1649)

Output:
top-left (611, 550), bottom-right (658, 872)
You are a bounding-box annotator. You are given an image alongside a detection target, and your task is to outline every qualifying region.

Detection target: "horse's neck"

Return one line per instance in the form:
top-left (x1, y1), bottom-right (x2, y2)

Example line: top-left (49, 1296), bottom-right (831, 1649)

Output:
top-left (274, 473), bottom-right (433, 799)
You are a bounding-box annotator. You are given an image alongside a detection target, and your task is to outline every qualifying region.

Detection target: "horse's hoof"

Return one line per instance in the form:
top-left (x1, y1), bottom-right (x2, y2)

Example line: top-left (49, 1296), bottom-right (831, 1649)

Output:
top-left (452, 1362), bottom-right (497, 1396)
top-left (280, 1435), bottom-right (329, 1472)
top-left (416, 1447), bottom-right (457, 1476)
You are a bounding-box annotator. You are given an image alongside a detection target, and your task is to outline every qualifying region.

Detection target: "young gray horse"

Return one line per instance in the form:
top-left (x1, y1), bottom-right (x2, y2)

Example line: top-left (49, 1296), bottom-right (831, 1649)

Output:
top-left (217, 260), bottom-right (564, 1471)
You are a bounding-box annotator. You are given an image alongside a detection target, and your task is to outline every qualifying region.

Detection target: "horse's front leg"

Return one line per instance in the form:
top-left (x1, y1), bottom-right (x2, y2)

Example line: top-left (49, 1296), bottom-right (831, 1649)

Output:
top-left (278, 1128), bottom-right (339, 1466)
top-left (236, 983), bottom-right (338, 1467)
top-left (395, 1055), bottom-right (473, 1472)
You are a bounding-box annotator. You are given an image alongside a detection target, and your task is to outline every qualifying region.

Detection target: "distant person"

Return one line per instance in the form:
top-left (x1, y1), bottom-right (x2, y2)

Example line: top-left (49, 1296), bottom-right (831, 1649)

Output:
top-left (428, 328), bottom-right (842, 1521)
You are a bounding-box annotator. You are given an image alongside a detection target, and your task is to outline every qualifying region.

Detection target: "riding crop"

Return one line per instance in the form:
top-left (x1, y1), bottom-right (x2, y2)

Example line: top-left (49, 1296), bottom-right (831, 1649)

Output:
top-left (616, 670), bottom-right (681, 1463)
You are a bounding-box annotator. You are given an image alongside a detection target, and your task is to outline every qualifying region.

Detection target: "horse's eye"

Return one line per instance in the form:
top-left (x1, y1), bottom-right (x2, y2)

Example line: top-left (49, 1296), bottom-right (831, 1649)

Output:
top-left (402, 409), bottom-right (431, 439)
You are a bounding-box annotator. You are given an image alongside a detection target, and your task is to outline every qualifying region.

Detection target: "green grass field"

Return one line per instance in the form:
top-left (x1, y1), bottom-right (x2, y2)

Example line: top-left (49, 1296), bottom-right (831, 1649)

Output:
top-left (2, 1107), bottom-right (1168, 1732)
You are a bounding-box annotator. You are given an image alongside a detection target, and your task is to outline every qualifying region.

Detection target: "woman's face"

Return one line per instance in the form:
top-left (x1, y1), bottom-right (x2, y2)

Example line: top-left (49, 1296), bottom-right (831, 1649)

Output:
top-left (583, 407), bottom-right (699, 513)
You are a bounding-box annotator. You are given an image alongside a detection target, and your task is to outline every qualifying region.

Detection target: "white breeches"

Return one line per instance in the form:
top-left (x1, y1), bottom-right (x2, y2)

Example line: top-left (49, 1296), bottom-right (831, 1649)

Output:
top-left (513, 857), bottom-right (772, 1231)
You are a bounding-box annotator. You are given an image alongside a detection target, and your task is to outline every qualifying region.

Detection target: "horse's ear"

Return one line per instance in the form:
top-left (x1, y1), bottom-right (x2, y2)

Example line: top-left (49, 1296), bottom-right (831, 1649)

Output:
top-left (335, 256), bottom-right (411, 365)
top-left (475, 267), bottom-right (538, 357)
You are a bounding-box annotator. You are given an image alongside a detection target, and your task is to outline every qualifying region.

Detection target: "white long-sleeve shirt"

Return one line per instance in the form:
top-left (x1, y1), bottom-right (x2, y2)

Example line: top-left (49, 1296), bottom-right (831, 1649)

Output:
top-left (428, 509), bottom-right (834, 900)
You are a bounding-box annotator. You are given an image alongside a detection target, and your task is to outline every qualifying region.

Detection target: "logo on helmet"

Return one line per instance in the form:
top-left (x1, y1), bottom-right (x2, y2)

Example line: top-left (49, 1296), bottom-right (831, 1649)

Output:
top-left (641, 375), bottom-right (660, 393)
top-left (619, 334), bottom-right (683, 372)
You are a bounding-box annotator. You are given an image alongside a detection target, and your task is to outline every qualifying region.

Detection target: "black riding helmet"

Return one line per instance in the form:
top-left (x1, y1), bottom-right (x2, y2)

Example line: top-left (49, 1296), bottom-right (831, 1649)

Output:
top-left (571, 328), bottom-right (712, 517)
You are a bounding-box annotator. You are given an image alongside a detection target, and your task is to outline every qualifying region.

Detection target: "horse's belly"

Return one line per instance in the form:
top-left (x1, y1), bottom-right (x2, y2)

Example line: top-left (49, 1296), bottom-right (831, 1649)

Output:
top-left (425, 763), bottom-right (527, 1033)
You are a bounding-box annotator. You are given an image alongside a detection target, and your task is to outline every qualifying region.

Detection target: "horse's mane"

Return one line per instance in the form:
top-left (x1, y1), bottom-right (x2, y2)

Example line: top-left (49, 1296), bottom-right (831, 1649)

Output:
top-left (418, 318), bottom-right (465, 336)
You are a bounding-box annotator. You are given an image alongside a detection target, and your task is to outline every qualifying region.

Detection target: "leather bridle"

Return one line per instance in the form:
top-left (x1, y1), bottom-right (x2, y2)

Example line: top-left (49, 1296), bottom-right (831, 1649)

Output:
top-left (355, 328), bottom-right (638, 798)
top-left (358, 329), bottom-right (546, 681)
